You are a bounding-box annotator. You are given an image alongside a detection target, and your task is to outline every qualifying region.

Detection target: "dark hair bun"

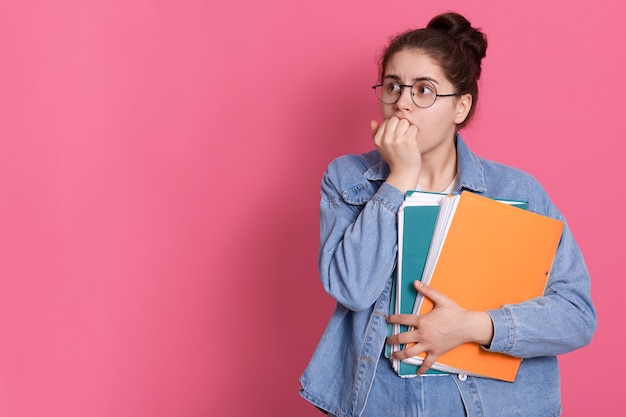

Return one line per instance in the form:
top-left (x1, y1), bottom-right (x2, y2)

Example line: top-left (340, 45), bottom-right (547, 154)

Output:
top-left (427, 12), bottom-right (487, 62)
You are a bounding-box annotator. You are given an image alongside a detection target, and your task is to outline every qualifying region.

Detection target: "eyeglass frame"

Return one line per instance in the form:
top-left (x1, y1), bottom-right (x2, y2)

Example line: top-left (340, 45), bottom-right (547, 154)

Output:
top-left (371, 78), bottom-right (460, 108)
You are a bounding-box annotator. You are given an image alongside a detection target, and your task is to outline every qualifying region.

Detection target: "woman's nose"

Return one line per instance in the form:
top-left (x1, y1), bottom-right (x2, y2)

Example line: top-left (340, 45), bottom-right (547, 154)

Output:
top-left (394, 85), bottom-right (414, 111)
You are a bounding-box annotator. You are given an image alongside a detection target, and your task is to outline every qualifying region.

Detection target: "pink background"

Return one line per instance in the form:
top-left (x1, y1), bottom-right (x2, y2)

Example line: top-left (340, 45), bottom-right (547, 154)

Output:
top-left (0, 1), bottom-right (623, 416)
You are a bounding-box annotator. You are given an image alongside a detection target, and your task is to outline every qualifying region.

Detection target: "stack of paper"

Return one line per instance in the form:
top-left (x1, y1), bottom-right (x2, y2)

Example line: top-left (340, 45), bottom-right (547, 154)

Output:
top-left (388, 191), bottom-right (563, 382)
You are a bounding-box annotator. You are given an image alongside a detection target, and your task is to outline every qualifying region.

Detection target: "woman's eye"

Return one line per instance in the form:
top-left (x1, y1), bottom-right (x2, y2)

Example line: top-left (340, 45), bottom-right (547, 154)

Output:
top-left (385, 82), bottom-right (401, 93)
top-left (415, 83), bottom-right (434, 95)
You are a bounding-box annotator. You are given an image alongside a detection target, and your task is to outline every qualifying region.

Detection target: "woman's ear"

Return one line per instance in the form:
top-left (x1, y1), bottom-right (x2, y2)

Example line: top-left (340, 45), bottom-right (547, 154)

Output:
top-left (454, 94), bottom-right (473, 125)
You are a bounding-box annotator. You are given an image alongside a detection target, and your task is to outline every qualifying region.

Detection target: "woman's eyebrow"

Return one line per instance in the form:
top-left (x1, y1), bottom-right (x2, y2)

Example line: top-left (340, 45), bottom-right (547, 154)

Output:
top-left (383, 74), bottom-right (440, 84)
top-left (414, 76), bottom-right (439, 84)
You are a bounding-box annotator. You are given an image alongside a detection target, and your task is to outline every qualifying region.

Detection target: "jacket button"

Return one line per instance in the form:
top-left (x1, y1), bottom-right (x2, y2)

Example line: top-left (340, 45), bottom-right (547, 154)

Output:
top-left (458, 374), bottom-right (468, 381)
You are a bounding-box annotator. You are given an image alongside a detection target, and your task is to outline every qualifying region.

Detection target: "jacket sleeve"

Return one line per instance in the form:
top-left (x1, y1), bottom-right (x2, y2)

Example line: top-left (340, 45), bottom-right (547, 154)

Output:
top-left (486, 208), bottom-right (597, 358)
top-left (318, 157), bottom-right (404, 312)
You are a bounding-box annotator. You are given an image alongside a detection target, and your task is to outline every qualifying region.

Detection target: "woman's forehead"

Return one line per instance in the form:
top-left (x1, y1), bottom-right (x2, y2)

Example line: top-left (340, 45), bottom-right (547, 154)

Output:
top-left (384, 49), bottom-right (445, 81)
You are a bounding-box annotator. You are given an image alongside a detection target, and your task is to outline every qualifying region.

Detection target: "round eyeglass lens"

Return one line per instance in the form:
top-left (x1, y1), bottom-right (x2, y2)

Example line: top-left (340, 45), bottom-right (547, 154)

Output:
top-left (411, 80), bottom-right (437, 108)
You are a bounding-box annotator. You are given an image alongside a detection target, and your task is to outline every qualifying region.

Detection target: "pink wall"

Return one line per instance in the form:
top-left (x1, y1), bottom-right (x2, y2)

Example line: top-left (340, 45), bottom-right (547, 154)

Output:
top-left (0, 1), bottom-right (623, 416)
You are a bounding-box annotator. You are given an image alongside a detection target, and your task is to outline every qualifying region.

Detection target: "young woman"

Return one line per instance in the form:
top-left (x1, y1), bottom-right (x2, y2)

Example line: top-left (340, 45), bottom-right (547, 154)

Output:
top-left (299, 12), bottom-right (596, 417)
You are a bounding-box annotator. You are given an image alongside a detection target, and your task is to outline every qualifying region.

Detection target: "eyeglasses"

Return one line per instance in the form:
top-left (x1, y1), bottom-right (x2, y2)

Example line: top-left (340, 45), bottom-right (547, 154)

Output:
top-left (372, 79), bottom-right (460, 108)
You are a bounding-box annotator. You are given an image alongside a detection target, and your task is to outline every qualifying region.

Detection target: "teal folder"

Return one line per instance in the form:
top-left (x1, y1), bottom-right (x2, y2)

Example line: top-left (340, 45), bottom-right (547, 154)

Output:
top-left (388, 192), bottom-right (447, 376)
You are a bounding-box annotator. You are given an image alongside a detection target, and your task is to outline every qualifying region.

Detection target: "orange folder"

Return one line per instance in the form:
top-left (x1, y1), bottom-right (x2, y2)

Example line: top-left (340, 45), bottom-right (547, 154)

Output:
top-left (406, 191), bottom-right (564, 382)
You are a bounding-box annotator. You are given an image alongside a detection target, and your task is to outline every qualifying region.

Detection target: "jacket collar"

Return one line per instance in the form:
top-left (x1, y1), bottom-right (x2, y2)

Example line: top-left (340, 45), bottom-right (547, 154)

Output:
top-left (363, 154), bottom-right (389, 182)
top-left (456, 133), bottom-right (487, 193)
top-left (363, 133), bottom-right (486, 193)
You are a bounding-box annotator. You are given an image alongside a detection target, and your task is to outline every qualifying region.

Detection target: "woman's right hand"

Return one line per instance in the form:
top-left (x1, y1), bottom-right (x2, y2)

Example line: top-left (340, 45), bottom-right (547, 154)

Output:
top-left (370, 117), bottom-right (421, 193)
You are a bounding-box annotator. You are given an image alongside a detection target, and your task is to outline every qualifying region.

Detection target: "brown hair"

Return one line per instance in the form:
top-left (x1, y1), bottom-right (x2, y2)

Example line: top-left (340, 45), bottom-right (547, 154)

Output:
top-left (379, 12), bottom-right (488, 128)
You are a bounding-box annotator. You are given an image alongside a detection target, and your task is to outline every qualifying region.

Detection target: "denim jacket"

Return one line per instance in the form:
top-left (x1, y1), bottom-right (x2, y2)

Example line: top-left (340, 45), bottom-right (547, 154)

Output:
top-left (299, 135), bottom-right (597, 417)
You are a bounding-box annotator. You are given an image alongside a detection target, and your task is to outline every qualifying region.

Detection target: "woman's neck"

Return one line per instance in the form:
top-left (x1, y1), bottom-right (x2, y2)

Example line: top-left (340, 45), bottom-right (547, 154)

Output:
top-left (417, 142), bottom-right (458, 192)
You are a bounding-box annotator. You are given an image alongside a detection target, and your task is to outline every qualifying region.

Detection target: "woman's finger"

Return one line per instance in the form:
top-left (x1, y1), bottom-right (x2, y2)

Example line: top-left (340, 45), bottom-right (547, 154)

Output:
top-left (414, 280), bottom-right (449, 306)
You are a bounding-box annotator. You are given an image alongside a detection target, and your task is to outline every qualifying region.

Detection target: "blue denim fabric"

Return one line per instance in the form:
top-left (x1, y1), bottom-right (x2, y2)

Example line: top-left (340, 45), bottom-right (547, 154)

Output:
top-left (299, 135), bottom-right (597, 417)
